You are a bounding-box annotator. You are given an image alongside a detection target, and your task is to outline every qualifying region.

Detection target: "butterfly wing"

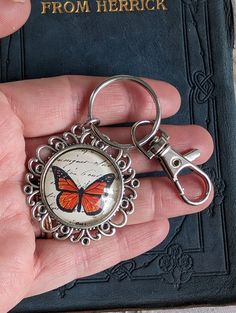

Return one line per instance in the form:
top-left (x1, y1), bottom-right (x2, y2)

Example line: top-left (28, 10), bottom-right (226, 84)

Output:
top-left (52, 166), bottom-right (78, 192)
top-left (81, 194), bottom-right (102, 216)
top-left (57, 192), bottom-right (80, 212)
top-left (52, 166), bottom-right (80, 212)
top-left (82, 173), bottom-right (116, 216)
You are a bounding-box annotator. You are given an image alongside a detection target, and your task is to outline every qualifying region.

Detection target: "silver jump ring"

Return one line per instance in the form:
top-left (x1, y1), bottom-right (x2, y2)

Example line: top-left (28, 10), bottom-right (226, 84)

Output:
top-left (88, 75), bottom-right (161, 150)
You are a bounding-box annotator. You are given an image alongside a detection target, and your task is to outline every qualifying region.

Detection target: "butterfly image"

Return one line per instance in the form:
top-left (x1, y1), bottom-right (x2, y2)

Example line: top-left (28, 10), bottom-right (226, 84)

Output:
top-left (51, 166), bottom-right (115, 216)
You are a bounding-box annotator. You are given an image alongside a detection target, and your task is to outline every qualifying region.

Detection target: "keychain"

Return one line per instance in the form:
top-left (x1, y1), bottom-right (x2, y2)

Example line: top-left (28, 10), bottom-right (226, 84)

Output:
top-left (24, 75), bottom-right (161, 245)
top-left (24, 75), bottom-right (212, 245)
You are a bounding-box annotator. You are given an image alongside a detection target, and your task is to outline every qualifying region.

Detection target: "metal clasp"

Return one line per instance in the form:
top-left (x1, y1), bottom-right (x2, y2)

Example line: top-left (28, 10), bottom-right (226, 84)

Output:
top-left (131, 121), bottom-right (212, 206)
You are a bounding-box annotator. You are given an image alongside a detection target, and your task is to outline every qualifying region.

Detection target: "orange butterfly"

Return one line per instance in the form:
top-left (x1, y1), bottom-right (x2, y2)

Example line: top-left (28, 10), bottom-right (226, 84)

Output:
top-left (52, 166), bottom-right (115, 216)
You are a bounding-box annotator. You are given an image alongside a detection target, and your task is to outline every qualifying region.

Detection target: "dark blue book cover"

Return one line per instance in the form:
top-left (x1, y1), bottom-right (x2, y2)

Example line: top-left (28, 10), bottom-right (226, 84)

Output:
top-left (1, 0), bottom-right (235, 311)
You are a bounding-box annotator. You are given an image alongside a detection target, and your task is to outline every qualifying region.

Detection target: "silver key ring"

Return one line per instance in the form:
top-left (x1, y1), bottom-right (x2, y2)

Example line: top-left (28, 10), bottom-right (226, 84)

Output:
top-left (88, 75), bottom-right (161, 150)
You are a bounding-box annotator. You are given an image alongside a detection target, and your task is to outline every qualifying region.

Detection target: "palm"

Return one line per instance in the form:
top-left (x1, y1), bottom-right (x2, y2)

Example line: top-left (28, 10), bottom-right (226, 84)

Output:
top-left (0, 96), bottom-right (35, 310)
top-left (0, 2), bottom-right (214, 312)
top-left (0, 76), bottom-right (214, 312)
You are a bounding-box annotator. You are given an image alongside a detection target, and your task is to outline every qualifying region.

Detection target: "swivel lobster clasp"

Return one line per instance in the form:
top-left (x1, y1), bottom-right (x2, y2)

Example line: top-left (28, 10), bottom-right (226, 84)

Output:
top-left (131, 121), bottom-right (212, 206)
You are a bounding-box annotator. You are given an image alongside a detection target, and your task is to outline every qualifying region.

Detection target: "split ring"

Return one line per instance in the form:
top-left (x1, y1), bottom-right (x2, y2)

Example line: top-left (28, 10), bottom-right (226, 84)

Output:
top-left (88, 75), bottom-right (161, 150)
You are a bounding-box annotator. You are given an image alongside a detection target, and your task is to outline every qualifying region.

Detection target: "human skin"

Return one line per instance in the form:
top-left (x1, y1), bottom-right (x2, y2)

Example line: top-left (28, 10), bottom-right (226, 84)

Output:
top-left (0, 1), bottom-right (214, 312)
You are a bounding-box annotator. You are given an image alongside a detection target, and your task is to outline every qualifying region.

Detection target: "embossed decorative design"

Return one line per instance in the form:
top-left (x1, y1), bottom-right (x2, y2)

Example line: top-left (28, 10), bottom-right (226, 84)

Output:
top-left (58, 243), bottom-right (194, 297)
top-left (224, 0), bottom-right (235, 48)
top-left (158, 244), bottom-right (194, 290)
top-left (181, 0), bottom-right (202, 12)
top-left (106, 260), bottom-right (136, 281)
top-left (193, 71), bottom-right (214, 104)
top-left (24, 122), bottom-right (139, 245)
top-left (182, 0), bottom-right (216, 110)
top-left (202, 166), bottom-right (226, 216)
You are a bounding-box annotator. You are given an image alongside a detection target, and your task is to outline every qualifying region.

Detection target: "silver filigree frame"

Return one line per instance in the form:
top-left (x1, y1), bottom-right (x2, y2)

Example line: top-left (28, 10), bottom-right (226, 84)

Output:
top-left (24, 122), bottom-right (140, 246)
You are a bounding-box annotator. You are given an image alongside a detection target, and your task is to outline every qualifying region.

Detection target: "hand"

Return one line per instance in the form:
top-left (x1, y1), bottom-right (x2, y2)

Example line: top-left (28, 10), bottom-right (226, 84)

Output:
top-left (0, 2), bottom-right (214, 312)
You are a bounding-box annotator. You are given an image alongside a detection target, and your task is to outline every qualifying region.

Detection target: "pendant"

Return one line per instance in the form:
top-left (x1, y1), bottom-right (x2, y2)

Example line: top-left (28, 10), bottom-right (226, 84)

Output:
top-left (24, 122), bottom-right (140, 245)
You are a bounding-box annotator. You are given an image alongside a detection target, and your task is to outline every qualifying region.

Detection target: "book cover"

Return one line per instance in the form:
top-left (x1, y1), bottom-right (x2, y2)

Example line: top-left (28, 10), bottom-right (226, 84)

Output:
top-left (0, 0), bottom-right (235, 311)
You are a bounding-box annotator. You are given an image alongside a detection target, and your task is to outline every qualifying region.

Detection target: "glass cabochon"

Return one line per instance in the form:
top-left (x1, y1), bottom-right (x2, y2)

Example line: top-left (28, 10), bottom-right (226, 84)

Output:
top-left (40, 145), bottom-right (123, 229)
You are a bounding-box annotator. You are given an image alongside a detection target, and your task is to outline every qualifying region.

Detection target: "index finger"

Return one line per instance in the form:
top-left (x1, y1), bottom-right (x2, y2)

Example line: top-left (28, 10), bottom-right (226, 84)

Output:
top-left (0, 75), bottom-right (181, 138)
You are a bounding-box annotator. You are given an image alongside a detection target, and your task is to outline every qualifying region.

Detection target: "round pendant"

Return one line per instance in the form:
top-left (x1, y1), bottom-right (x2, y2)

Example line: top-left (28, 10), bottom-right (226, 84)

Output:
top-left (24, 123), bottom-right (140, 245)
top-left (41, 145), bottom-right (124, 229)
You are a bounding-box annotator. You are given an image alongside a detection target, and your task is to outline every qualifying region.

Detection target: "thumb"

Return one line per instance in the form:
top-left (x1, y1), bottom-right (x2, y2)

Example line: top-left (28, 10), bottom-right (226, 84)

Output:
top-left (0, 0), bottom-right (31, 38)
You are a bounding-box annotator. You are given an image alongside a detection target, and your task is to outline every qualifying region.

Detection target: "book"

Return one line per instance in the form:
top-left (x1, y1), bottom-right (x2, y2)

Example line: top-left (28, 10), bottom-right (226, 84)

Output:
top-left (1, 0), bottom-right (235, 311)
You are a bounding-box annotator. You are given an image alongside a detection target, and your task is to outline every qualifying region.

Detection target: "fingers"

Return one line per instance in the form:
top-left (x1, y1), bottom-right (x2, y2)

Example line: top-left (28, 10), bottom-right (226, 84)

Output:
top-left (0, 96), bottom-right (25, 182)
top-left (0, 0), bottom-right (31, 38)
top-left (25, 124), bottom-right (214, 173)
top-left (25, 121), bottom-right (213, 238)
top-left (127, 174), bottom-right (214, 225)
top-left (29, 218), bottom-right (169, 296)
top-left (0, 75), bottom-right (181, 138)
top-left (0, 216), bottom-right (34, 313)
top-left (31, 170), bottom-right (214, 240)
top-left (28, 123), bottom-right (213, 240)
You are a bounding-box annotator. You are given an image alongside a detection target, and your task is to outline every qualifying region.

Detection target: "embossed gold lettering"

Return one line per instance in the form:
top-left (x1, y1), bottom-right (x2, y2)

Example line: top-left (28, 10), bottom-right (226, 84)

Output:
top-left (64, 1), bottom-right (75, 13)
top-left (157, 0), bottom-right (167, 10)
top-left (140, 0), bottom-right (145, 11)
top-left (41, 2), bottom-right (51, 14)
top-left (41, 0), bottom-right (168, 14)
top-left (96, 0), bottom-right (108, 12)
top-left (75, 0), bottom-right (91, 12)
top-left (130, 0), bottom-right (141, 11)
top-left (109, 0), bottom-right (119, 12)
top-left (145, 0), bottom-right (154, 10)
top-left (52, 2), bottom-right (63, 13)
top-left (119, 0), bottom-right (129, 12)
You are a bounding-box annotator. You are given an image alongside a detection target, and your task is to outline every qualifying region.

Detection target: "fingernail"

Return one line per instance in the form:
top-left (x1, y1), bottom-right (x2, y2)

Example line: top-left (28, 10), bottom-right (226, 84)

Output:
top-left (12, 0), bottom-right (26, 3)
